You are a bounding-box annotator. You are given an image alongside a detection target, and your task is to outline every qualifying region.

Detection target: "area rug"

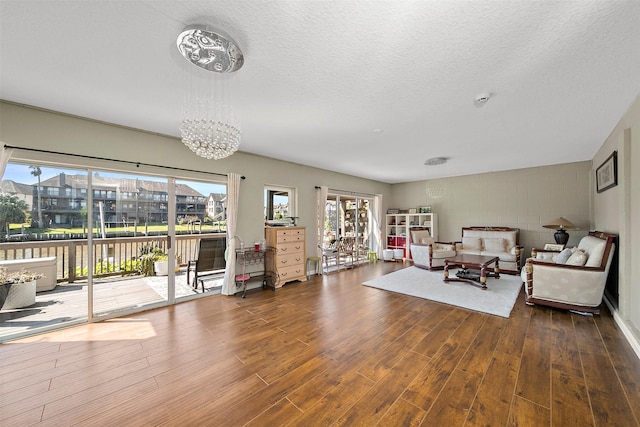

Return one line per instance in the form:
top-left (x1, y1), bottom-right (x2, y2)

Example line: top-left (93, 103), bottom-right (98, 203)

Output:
top-left (363, 266), bottom-right (523, 318)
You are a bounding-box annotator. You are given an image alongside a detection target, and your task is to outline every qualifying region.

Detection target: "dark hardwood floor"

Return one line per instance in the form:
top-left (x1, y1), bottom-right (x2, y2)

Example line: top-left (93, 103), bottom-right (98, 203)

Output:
top-left (1, 261), bottom-right (639, 426)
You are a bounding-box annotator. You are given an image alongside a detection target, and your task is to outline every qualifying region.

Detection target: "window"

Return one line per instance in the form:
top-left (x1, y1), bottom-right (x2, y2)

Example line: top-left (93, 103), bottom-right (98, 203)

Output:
top-left (264, 185), bottom-right (297, 224)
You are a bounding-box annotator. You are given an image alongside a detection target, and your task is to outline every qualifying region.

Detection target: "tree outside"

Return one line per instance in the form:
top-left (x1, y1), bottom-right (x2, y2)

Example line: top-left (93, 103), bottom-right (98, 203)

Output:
top-left (29, 165), bottom-right (43, 228)
top-left (0, 193), bottom-right (28, 236)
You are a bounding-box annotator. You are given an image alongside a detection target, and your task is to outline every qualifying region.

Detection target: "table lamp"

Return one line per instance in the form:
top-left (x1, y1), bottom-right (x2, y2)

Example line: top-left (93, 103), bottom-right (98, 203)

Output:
top-left (543, 217), bottom-right (578, 245)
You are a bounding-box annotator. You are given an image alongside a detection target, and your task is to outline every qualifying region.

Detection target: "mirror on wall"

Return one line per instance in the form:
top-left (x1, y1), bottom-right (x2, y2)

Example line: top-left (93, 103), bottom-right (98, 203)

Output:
top-left (264, 185), bottom-right (296, 225)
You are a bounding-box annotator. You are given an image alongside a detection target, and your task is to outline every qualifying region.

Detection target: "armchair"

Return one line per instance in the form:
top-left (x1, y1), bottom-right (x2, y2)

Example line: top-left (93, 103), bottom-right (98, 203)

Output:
top-left (522, 231), bottom-right (616, 314)
top-left (409, 229), bottom-right (456, 271)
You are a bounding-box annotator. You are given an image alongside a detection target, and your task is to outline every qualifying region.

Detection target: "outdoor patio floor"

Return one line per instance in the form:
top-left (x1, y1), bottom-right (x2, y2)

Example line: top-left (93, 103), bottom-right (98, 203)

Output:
top-left (0, 271), bottom-right (224, 342)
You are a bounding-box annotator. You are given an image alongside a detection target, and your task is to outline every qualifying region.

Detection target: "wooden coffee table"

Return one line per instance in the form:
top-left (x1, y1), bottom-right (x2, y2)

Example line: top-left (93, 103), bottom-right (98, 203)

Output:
top-left (444, 254), bottom-right (500, 290)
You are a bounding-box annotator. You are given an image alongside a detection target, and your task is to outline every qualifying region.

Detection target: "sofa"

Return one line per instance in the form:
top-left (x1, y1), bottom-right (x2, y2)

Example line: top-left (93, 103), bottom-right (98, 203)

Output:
top-left (410, 227), bottom-right (522, 274)
top-left (409, 229), bottom-right (456, 271)
top-left (522, 231), bottom-right (616, 314)
top-left (454, 227), bottom-right (522, 275)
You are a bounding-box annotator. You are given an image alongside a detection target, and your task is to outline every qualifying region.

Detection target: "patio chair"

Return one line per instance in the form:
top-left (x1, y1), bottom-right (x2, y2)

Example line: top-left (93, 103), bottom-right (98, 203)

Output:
top-left (319, 240), bottom-right (339, 274)
top-left (187, 238), bottom-right (226, 292)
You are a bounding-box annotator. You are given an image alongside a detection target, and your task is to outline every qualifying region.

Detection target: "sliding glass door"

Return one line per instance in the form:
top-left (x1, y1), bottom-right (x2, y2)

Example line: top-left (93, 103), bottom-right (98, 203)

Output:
top-left (174, 178), bottom-right (227, 301)
top-left (89, 170), bottom-right (170, 317)
top-left (0, 163), bottom-right (90, 337)
top-left (323, 194), bottom-right (373, 271)
top-left (0, 160), bottom-right (227, 341)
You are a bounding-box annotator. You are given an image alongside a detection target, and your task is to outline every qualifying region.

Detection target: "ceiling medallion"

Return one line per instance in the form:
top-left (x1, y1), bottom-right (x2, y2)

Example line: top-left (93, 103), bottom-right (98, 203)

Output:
top-left (177, 25), bottom-right (244, 73)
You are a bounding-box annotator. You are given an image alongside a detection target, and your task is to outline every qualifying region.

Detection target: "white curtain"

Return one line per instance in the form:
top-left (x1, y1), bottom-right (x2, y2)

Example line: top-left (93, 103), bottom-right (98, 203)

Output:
top-left (316, 186), bottom-right (328, 262)
top-left (373, 194), bottom-right (383, 258)
top-left (1, 146), bottom-right (13, 179)
top-left (222, 172), bottom-right (241, 295)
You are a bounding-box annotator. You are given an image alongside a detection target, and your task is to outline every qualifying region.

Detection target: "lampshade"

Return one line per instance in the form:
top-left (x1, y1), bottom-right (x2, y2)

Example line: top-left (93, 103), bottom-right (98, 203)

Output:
top-left (543, 217), bottom-right (578, 230)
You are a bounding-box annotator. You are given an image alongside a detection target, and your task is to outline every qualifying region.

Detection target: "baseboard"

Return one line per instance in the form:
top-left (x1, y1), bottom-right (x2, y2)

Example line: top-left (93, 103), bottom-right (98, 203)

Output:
top-left (604, 296), bottom-right (640, 361)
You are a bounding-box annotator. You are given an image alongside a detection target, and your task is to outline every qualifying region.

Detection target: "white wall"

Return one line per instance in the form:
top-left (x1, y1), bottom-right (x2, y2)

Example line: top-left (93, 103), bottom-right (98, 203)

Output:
top-left (0, 102), bottom-right (392, 259)
top-left (2, 100), bottom-right (638, 354)
top-left (592, 95), bottom-right (640, 352)
top-left (388, 161), bottom-right (592, 257)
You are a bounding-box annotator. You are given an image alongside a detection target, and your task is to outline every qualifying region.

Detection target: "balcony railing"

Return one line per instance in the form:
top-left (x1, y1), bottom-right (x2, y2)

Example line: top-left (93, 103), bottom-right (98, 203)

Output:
top-left (0, 233), bottom-right (226, 283)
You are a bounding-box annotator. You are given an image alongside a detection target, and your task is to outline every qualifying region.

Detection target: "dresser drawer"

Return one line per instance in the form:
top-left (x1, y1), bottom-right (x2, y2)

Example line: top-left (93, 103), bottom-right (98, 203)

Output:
top-left (277, 265), bottom-right (305, 282)
top-left (276, 252), bottom-right (304, 268)
top-left (277, 241), bottom-right (304, 255)
top-left (276, 229), bottom-right (305, 243)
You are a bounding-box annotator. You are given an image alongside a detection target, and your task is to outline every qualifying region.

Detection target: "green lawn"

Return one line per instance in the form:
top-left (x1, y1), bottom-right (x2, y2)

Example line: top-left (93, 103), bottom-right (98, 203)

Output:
top-left (8, 222), bottom-right (226, 235)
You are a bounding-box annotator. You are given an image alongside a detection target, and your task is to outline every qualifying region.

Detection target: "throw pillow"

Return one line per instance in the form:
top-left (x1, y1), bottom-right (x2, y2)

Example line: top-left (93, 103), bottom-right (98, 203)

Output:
top-left (420, 237), bottom-right (434, 245)
top-left (555, 248), bottom-right (573, 264)
top-left (537, 252), bottom-right (555, 261)
top-left (483, 238), bottom-right (506, 252)
top-left (566, 249), bottom-right (588, 266)
top-left (411, 230), bottom-right (431, 243)
top-left (462, 237), bottom-right (482, 250)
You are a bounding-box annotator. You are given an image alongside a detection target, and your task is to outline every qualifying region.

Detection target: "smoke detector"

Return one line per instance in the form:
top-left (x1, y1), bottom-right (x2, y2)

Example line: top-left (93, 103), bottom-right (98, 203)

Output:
top-left (474, 92), bottom-right (491, 107)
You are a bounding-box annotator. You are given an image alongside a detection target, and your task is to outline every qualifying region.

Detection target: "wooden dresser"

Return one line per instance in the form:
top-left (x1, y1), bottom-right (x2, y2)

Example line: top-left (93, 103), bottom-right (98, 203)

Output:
top-left (265, 226), bottom-right (306, 288)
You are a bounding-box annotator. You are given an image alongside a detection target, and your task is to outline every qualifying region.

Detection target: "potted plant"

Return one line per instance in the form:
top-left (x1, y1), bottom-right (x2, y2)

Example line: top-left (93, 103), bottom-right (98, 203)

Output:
top-left (153, 254), bottom-right (169, 276)
top-left (0, 267), bottom-right (44, 310)
top-left (138, 245), bottom-right (168, 276)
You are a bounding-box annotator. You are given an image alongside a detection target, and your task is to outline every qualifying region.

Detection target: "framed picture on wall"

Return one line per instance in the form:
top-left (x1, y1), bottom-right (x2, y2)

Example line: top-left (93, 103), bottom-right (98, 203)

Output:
top-left (408, 208), bottom-right (417, 214)
top-left (544, 243), bottom-right (565, 251)
top-left (596, 151), bottom-right (617, 193)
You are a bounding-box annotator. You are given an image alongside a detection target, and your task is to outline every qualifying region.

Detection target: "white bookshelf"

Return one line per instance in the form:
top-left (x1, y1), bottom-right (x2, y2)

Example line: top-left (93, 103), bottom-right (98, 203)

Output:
top-left (385, 213), bottom-right (438, 259)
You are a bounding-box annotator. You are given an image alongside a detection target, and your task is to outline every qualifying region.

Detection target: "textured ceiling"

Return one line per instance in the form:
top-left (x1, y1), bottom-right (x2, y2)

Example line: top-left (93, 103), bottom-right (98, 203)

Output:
top-left (1, 1), bottom-right (639, 183)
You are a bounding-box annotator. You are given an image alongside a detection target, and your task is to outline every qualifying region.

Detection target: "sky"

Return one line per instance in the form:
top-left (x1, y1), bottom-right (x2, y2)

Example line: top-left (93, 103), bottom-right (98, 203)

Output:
top-left (3, 163), bottom-right (226, 196)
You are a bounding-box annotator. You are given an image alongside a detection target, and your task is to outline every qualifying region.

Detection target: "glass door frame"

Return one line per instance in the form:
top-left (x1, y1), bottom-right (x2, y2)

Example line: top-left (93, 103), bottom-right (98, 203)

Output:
top-left (0, 155), bottom-right (228, 342)
top-left (324, 192), bottom-right (373, 271)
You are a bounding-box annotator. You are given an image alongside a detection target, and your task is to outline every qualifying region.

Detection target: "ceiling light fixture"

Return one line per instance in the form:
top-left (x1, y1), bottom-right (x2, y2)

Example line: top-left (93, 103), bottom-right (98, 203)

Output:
top-left (177, 25), bottom-right (243, 160)
top-left (177, 25), bottom-right (244, 73)
top-left (424, 157), bottom-right (448, 166)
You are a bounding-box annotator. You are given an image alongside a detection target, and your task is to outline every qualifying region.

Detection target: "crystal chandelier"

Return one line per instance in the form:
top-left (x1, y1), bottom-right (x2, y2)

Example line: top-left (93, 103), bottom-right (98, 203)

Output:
top-left (425, 186), bottom-right (446, 199)
top-left (179, 97), bottom-right (241, 160)
top-left (177, 25), bottom-right (244, 160)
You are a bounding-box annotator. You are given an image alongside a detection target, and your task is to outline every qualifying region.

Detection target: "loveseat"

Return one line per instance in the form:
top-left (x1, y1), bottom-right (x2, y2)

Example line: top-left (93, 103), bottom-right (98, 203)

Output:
top-left (454, 227), bottom-right (522, 274)
top-left (522, 231), bottom-right (616, 314)
top-left (410, 226), bottom-right (522, 274)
